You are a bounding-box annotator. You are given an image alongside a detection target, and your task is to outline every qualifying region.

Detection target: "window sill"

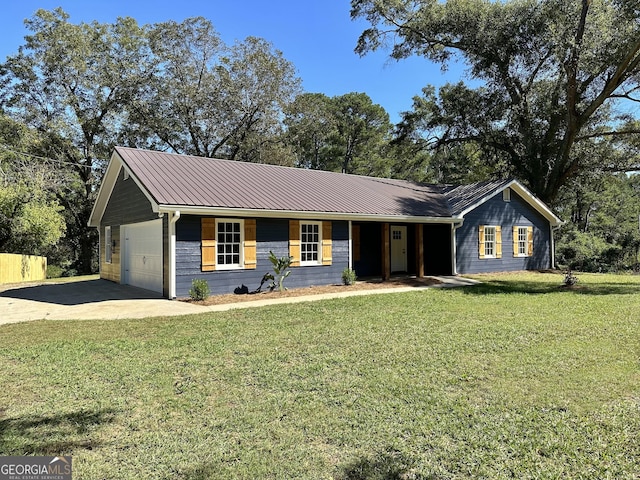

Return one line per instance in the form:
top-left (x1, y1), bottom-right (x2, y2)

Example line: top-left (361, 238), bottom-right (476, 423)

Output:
top-left (214, 264), bottom-right (245, 271)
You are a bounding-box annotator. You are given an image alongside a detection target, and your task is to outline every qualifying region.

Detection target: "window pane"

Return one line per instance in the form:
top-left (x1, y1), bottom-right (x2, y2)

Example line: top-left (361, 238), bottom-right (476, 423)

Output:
top-left (216, 221), bottom-right (242, 265)
top-left (484, 226), bottom-right (495, 256)
top-left (300, 222), bottom-right (321, 264)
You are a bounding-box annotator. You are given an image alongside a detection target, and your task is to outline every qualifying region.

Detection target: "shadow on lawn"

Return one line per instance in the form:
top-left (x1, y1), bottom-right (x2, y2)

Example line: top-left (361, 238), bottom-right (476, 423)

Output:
top-left (336, 448), bottom-right (431, 480)
top-left (0, 408), bottom-right (116, 455)
top-left (461, 279), bottom-right (640, 296)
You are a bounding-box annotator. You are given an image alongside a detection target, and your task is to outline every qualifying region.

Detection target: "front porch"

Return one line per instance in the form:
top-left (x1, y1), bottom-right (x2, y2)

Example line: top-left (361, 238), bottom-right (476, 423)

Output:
top-left (352, 222), bottom-right (454, 280)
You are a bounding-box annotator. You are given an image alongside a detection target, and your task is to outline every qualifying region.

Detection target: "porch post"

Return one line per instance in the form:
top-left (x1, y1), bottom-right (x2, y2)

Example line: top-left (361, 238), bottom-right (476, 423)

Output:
top-left (415, 224), bottom-right (424, 278)
top-left (382, 223), bottom-right (390, 281)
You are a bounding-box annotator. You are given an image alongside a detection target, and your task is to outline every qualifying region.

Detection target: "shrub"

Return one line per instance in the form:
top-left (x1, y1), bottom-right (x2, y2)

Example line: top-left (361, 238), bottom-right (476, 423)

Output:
top-left (342, 268), bottom-right (357, 285)
top-left (563, 269), bottom-right (579, 287)
top-left (46, 265), bottom-right (64, 279)
top-left (189, 279), bottom-right (210, 301)
top-left (268, 251), bottom-right (293, 292)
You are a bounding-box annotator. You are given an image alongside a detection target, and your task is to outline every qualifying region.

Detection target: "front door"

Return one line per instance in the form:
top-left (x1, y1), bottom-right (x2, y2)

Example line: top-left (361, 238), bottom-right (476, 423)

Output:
top-left (390, 225), bottom-right (407, 272)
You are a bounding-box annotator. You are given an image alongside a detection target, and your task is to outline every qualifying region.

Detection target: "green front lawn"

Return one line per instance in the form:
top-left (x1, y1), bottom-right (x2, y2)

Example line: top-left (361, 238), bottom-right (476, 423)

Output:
top-left (0, 272), bottom-right (638, 479)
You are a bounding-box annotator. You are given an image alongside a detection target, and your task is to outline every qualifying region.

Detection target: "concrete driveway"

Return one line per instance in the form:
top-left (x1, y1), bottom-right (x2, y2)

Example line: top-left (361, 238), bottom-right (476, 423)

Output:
top-left (0, 278), bottom-right (205, 324)
top-left (0, 276), bottom-right (479, 326)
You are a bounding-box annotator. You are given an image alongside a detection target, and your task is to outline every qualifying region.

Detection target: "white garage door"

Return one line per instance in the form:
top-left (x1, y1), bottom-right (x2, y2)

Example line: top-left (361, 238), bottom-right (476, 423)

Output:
top-left (122, 219), bottom-right (163, 294)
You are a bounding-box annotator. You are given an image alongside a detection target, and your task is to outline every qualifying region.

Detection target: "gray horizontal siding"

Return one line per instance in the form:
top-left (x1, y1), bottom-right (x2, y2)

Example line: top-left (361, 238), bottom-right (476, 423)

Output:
top-left (102, 169), bottom-right (158, 226)
top-left (175, 216), bottom-right (349, 297)
top-left (456, 191), bottom-right (552, 274)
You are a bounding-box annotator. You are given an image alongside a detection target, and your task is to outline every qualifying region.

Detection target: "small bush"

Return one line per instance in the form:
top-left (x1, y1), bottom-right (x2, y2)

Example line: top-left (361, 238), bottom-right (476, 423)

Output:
top-left (46, 265), bottom-right (64, 279)
top-left (563, 269), bottom-right (579, 287)
top-left (189, 279), bottom-right (210, 301)
top-left (342, 268), bottom-right (357, 285)
top-left (61, 268), bottom-right (78, 277)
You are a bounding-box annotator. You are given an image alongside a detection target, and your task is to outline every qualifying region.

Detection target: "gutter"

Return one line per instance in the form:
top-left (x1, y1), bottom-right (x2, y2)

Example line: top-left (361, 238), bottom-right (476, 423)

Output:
top-left (157, 205), bottom-right (458, 224)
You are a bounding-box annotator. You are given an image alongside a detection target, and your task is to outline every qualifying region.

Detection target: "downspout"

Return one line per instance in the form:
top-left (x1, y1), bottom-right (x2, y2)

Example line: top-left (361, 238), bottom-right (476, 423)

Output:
top-left (169, 211), bottom-right (181, 299)
top-left (451, 220), bottom-right (464, 275)
top-left (551, 224), bottom-right (561, 270)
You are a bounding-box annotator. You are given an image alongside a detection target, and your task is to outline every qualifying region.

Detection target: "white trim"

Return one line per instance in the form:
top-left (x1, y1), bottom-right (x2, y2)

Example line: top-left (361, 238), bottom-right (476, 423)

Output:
top-left (105, 226), bottom-right (112, 264)
top-left (456, 180), bottom-right (563, 226)
top-left (157, 205), bottom-right (457, 224)
top-left (483, 225), bottom-right (497, 258)
top-left (300, 220), bottom-right (322, 266)
top-left (169, 211), bottom-right (180, 299)
top-left (88, 151), bottom-right (160, 227)
top-left (215, 218), bottom-right (244, 270)
top-left (551, 225), bottom-right (560, 269)
top-left (515, 226), bottom-right (529, 257)
top-left (88, 152), bottom-right (122, 227)
top-left (348, 220), bottom-right (353, 269)
top-left (452, 221), bottom-right (463, 275)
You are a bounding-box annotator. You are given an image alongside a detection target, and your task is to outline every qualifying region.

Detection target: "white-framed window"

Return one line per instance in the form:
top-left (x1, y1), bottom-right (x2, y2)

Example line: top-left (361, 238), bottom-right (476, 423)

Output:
top-left (517, 226), bottom-right (528, 256)
top-left (484, 226), bottom-right (496, 258)
top-left (216, 219), bottom-right (243, 269)
top-left (513, 225), bottom-right (533, 257)
top-left (300, 221), bottom-right (322, 265)
top-left (105, 225), bottom-right (112, 264)
top-left (503, 188), bottom-right (511, 202)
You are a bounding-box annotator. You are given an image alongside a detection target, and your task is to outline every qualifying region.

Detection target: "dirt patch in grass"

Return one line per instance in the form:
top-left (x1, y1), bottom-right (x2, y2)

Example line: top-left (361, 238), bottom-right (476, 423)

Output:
top-left (188, 276), bottom-right (442, 306)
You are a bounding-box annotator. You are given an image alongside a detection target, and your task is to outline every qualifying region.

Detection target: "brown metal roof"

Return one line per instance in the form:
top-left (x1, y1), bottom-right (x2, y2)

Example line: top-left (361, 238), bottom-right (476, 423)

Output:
top-left (441, 179), bottom-right (513, 216)
top-left (114, 146), bottom-right (453, 218)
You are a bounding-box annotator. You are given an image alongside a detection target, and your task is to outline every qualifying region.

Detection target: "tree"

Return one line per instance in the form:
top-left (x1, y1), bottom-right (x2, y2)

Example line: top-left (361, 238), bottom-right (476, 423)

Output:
top-left (284, 92), bottom-right (393, 175)
top-left (555, 172), bottom-right (640, 271)
top-left (328, 92), bottom-right (393, 175)
top-left (284, 93), bottom-right (336, 169)
top-left (0, 115), bottom-right (66, 256)
top-left (126, 18), bottom-right (301, 164)
top-left (352, 0), bottom-right (640, 203)
top-left (0, 8), bottom-right (152, 273)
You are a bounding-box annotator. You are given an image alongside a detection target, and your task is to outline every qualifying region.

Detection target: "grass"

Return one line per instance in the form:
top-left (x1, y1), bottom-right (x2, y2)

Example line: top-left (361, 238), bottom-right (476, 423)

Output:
top-left (0, 271), bottom-right (638, 479)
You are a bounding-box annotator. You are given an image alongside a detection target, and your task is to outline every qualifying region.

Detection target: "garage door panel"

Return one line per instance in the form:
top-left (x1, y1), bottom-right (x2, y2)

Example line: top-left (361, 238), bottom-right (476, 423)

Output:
top-left (123, 220), bottom-right (163, 293)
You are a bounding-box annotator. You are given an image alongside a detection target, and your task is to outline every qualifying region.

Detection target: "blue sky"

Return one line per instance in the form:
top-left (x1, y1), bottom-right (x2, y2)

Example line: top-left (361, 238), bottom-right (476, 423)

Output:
top-left (0, 1), bottom-right (466, 123)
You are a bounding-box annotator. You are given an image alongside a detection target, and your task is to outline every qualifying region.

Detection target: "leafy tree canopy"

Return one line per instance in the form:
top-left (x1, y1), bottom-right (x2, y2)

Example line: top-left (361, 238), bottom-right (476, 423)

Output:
top-left (285, 92), bottom-right (393, 175)
top-left (0, 114), bottom-right (66, 255)
top-left (352, 0), bottom-right (640, 203)
top-left (125, 17), bottom-right (302, 163)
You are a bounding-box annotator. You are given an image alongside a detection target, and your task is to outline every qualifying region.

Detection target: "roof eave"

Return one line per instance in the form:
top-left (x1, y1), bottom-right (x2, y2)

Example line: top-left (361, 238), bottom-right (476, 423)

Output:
top-left (88, 151), bottom-right (123, 227)
top-left (456, 179), bottom-right (563, 226)
top-left (157, 205), bottom-right (457, 224)
top-left (88, 150), bottom-right (160, 228)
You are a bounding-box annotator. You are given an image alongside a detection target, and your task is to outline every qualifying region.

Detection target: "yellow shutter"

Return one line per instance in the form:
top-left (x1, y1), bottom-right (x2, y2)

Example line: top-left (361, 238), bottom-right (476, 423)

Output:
top-left (289, 220), bottom-right (300, 267)
top-left (496, 226), bottom-right (502, 259)
top-left (352, 225), bottom-right (361, 261)
top-left (527, 226), bottom-right (534, 256)
top-left (322, 221), bottom-right (332, 265)
top-left (244, 219), bottom-right (257, 269)
top-left (201, 218), bottom-right (216, 271)
top-left (513, 226), bottom-right (519, 257)
top-left (478, 225), bottom-right (485, 259)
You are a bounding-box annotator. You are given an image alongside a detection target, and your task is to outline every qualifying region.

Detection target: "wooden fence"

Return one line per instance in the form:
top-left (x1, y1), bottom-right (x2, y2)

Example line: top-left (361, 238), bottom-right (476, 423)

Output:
top-left (0, 253), bottom-right (47, 284)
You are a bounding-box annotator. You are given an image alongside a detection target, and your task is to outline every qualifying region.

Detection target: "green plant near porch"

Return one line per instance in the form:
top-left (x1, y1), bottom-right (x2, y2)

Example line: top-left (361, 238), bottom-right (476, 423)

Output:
top-left (268, 251), bottom-right (293, 292)
top-left (342, 267), bottom-right (357, 285)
